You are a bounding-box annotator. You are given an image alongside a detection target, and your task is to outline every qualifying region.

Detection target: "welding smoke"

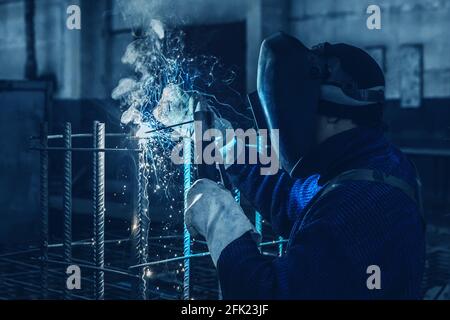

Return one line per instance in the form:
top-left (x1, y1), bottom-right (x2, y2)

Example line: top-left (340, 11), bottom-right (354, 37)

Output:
top-left (111, 3), bottom-right (241, 195)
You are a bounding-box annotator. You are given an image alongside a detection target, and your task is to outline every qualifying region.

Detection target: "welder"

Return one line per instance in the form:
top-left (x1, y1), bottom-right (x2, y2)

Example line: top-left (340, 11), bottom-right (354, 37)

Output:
top-left (185, 33), bottom-right (426, 299)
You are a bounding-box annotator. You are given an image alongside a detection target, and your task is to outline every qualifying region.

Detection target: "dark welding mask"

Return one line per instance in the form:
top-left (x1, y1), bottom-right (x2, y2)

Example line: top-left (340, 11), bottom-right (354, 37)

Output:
top-left (249, 32), bottom-right (327, 175)
top-left (248, 32), bottom-right (385, 176)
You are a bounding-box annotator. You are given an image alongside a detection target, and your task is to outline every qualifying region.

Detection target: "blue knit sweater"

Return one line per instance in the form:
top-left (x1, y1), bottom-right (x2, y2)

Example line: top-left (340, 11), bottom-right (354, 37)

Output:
top-left (217, 127), bottom-right (425, 299)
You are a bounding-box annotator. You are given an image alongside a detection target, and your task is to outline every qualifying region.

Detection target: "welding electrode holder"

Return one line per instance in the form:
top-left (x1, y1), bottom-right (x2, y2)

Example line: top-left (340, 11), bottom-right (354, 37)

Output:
top-left (193, 106), bottom-right (233, 191)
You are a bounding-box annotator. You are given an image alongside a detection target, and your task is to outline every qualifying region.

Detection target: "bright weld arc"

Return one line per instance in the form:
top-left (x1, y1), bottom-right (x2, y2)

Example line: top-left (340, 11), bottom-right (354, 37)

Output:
top-left (110, 20), bottom-right (253, 298)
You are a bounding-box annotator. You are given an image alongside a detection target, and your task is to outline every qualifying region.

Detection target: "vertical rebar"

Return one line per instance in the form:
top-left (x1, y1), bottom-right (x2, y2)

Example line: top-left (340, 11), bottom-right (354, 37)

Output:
top-left (255, 211), bottom-right (263, 254)
top-left (255, 135), bottom-right (263, 244)
top-left (255, 212), bottom-right (262, 235)
top-left (39, 123), bottom-right (49, 299)
top-left (93, 121), bottom-right (105, 300)
top-left (63, 122), bottom-right (72, 299)
top-left (183, 137), bottom-right (192, 300)
top-left (136, 146), bottom-right (149, 300)
top-left (278, 236), bottom-right (284, 256)
top-left (233, 189), bottom-right (241, 203)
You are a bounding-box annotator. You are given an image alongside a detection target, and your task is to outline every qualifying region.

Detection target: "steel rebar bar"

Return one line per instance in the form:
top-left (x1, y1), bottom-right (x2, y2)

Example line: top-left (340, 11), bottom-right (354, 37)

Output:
top-left (183, 137), bottom-right (192, 300)
top-left (128, 239), bottom-right (289, 269)
top-left (63, 122), bottom-right (73, 299)
top-left (278, 236), bottom-right (284, 256)
top-left (135, 145), bottom-right (150, 300)
top-left (47, 132), bottom-right (130, 140)
top-left (39, 123), bottom-right (49, 299)
top-left (255, 137), bottom-right (264, 249)
top-left (30, 147), bottom-right (142, 152)
top-left (29, 120), bottom-right (195, 141)
top-left (43, 258), bottom-right (139, 278)
top-left (0, 238), bottom-right (133, 259)
top-left (93, 121), bottom-right (105, 300)
top-left (255, 212), bottom-right (262, 235)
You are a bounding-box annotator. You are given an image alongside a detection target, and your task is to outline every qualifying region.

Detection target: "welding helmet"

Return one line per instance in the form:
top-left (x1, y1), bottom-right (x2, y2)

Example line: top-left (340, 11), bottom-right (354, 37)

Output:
top-left (312, 42), bottom-right (385, 126)
top-left (249, 32), bottom-right (385, 176)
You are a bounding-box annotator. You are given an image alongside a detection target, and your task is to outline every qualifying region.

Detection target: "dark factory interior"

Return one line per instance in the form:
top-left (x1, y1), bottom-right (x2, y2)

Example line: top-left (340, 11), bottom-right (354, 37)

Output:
top-left (0, 0), bottom-right (449, 301)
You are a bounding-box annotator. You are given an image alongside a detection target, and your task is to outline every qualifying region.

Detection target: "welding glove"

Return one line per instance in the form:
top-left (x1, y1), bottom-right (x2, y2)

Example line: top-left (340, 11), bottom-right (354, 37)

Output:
top-left (185, 178), bottom-right (259, 266)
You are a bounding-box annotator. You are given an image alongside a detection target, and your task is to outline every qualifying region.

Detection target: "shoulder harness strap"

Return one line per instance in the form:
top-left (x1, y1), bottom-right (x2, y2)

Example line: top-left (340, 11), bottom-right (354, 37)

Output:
top-left (288, 169), bottom-right (425, 250)
top-left (317, 169), bottom-right (425, 226)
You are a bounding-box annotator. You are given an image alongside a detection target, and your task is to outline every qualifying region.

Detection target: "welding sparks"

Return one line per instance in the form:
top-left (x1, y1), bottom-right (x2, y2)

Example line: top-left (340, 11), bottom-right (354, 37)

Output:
top-left (144, 268), bottom-right (154, 278)
top-left (112, 22), bottom-right (191, 195)
top-left (111, 11), bottom-right (246, 210)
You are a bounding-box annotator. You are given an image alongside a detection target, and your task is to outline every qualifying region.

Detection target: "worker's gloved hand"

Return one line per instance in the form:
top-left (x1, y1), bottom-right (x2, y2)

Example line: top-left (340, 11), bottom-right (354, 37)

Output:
top-left (185, 178), bottom-right (258, 266)
top-left (190, 98), bottom-right (245, 170)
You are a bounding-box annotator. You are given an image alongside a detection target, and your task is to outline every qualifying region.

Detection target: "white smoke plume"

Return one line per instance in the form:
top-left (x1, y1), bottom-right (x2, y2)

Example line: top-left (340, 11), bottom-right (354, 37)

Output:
top-left (111, 3), bottom-right (241, 196)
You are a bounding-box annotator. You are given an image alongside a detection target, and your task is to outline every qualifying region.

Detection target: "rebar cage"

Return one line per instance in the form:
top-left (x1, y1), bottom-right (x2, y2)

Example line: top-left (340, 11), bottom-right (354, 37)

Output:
top-left (0, 121), bottom-right (285, 300)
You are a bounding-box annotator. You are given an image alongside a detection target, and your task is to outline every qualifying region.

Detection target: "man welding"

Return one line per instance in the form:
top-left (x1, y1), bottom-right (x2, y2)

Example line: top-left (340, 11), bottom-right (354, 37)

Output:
top-left (185, 33), bottom-right (426, 299)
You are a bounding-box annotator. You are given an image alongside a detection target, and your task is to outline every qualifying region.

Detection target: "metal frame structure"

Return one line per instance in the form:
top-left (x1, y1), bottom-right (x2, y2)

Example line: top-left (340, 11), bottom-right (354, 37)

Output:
top-left (32, 121), bottom-right (148, 300)
top-left (2, 120), bottom-right (448, 299)
top-left (0, 120), bottom-right (286, 300)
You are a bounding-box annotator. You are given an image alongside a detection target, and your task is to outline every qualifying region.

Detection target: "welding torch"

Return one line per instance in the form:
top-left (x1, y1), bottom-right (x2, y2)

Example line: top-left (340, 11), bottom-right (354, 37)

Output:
top-left (193, 98), bottom-right (233, 191)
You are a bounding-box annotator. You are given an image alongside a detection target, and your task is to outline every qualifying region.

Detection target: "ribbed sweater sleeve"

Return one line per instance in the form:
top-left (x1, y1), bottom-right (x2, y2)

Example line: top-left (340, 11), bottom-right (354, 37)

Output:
top-left (227, 163), bottom-right (322, 237)
top-left (217, 180), bottom-right (425, 299)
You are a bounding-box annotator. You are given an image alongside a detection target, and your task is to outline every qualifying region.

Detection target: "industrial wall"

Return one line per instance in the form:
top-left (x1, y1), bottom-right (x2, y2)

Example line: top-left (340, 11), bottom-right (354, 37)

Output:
top-left (0, 0), bottom-right (83, 97)
top-left (288, 0), bottom-right (450, 99)
top-left (1, 0), bottom-right (448, 145)
top-left (288, 0), bottom-right (450, 148)
top-left (0, 0), bottom-right (288, 98)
